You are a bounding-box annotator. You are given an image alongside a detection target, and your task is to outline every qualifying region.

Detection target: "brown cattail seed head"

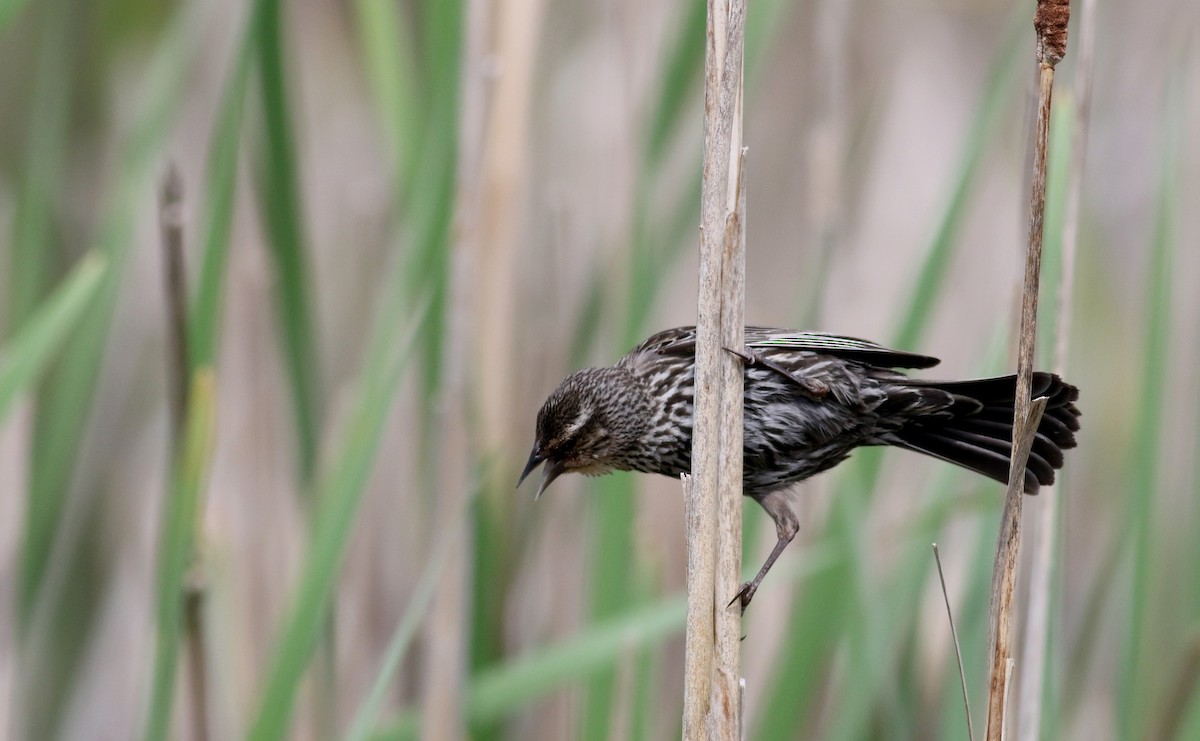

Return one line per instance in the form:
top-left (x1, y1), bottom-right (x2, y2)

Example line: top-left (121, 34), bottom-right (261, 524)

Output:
top-left (1035, 0), bottom-right (1070, 65)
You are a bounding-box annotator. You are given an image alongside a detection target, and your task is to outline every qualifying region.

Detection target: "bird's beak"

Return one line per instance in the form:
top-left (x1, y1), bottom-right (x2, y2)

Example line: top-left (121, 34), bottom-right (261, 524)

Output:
top-left (516, 447), bottom-right (566, 500)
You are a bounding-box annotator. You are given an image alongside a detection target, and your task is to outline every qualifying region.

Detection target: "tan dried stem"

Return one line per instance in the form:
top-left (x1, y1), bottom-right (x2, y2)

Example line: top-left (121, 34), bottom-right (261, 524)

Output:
top-left (984, 3), bottom-right (1069, 738)
top-left (685, 0), bottom-right (747, 737)
top-left (711, 147), bottom-right (747, 740)
top-left (1019, 0), bottom-right (1093, 736)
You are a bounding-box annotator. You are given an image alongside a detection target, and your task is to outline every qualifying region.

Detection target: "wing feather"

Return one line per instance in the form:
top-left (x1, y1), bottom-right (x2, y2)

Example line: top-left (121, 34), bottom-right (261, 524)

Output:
top-left (746, 329), bottom-right (940, 369)
top-left (629, 326), bottom-right (938, 369)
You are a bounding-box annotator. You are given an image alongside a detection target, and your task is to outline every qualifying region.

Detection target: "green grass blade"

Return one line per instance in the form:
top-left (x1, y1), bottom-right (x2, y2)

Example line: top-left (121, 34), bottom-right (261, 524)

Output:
top-left (7, 0), bottom-right (71, 336)
top-left (349, 1), bottom-right (466, 732)
top-left (1035, 100), bottom-right (1075, 364)
top-left (21, 4), bottom-right (197, 621)
top-left (628, 565), bottom-right (665, 741)
top-left (247, 295), bottom-right (429, 741)
top-left (753, 22), bottom-right (1023, 737)
top-left (372, 543), bottom-right (837, 739)
top-left (643, 0), bottom-right (705, 167)
top-left (0, 0), bottom-right (31, 32)
top-left (752, 491), bottom-right (859, 739)
top-left (826, 329), bottom-right (1010, 740)
top-left (466, 494), bottom-right (513, 741)
top-left (580, 477), bottom-right (637, 741)
top-left (641, 0), bottom-right (792, 169)
top-left (1119, 78), bottom-right (1181, 741)
top-left (892, 21), bottom-right (1023, 351)
top-left (15, 11), bottom-right (198, 731)
top-left (0, 254), bottom-right (107, 423)
top-left (471, 595), bottom-right (686, 725)
top-left (142, 370), bottom-right (218, 741)
top-left (579, 218), bottom-right (689, 740)
top-left (353, 0), bottom-right (422, 196)
top-left (824, 499), bottom-right (944, 740)
top-left (253, 0), bottom-right (321, 485)
top-left (189, 1), bottom-right (263, 369)
top-left (345, 482), bottom-right (480, 741)
top-left (406, 0), bottom-right (462, 392)
top-left (575, 3), bottom-right (716, 728)
top-left (580, 182), bottom-right (701, 741)
top-left (744, 0), bottom-right (796, 87)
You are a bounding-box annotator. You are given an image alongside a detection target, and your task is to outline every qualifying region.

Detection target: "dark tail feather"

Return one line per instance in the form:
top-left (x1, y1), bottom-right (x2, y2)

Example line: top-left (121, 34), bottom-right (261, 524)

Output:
top-left (890, 373), bottom-right (1081, 493)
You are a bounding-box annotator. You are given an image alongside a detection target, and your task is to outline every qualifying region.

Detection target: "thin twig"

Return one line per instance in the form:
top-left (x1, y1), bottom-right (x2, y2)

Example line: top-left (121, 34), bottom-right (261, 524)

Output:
top-left (984, 3), bottom-right (1069, 739)
top-left (933, 543), bottom-right (974, 741)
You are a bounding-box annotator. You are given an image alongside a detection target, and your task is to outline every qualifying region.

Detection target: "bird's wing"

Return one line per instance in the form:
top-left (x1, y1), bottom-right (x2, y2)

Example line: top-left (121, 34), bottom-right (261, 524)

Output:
top-left (629, 326), bottom-right (699, 355)
top-left (745, 329), bottom-right (940, 369)
top-left (630, 326), bottom-right (939, 370)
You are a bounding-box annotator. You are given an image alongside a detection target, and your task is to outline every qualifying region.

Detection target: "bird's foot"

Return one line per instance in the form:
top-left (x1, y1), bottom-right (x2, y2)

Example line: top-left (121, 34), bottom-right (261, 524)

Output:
top-left (728, 580), bottom-right (758, 615)
top-left (725, 347), bottom-right (830, 401)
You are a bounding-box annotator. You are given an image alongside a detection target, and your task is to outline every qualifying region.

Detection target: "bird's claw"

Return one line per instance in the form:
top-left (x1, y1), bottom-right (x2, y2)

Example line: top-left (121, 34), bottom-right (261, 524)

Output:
top-left (724, 346), bottom-right (754, 364)
top-left (726, 347), bottom-right (830, 401)
top-left (728, 580), bottom-right (756, 615)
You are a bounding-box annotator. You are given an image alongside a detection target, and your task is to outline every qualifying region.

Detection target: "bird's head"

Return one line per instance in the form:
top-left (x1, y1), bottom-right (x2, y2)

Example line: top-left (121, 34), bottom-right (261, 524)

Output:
top-left (518, 367), bottom-right (650, 499)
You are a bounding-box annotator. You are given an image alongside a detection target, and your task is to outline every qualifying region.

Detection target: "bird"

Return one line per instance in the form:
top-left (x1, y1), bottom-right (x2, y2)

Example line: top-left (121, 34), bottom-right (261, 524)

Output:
top-left (518, 326), bottom-right (1080, 611)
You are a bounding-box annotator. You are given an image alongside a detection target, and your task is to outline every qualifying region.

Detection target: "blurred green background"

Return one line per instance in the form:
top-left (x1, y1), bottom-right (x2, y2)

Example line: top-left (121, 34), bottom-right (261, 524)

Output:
top-left (1, 0), bottom-right (1197, 739)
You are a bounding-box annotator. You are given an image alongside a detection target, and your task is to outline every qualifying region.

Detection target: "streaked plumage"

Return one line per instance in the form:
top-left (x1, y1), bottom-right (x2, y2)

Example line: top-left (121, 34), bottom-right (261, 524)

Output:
top-left (519, 326), bottom-right (1081, 609)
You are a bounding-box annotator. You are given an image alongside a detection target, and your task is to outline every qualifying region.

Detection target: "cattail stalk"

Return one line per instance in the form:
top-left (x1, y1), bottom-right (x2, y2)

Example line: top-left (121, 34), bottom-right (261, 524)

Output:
top-left (1018, 0), bottom-right (1093, 736)
top-left (984, 2), bottom-right (1069, 739)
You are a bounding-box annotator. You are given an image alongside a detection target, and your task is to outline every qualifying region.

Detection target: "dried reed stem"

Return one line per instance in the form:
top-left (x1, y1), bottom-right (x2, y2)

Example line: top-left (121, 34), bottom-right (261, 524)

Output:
top-left (712, 148), bottom-right (747, 739)
top-left (984, 2), bottom-right (1069, 739)
top-left (1018, 0), bottom-right (1093, 736)
top-left (686, 0), bottom-right (746, 737)
top-left (159, 165), bottom-right (211, 741)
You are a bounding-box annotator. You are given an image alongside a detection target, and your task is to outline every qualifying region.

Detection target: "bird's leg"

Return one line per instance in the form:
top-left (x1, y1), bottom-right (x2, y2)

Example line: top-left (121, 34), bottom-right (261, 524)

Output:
top-left (730, 490), bottom-right (800, 613)
top-left (725, 347), bottom-right (830, 400)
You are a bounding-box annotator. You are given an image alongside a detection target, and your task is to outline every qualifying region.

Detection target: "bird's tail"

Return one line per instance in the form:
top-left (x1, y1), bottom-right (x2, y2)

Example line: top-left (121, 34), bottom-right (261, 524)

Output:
top-left (888, 373), bottom-right (1081, 493)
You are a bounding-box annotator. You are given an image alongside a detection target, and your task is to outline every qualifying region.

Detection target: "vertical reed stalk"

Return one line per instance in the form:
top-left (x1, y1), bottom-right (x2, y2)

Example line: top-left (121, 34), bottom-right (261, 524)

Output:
top-left (984, 2), bottom-right (1069, 739)
top-left (1018, 0), bottom-right (1094, 736)
top-left (686, 0), bottom-right (746, 737)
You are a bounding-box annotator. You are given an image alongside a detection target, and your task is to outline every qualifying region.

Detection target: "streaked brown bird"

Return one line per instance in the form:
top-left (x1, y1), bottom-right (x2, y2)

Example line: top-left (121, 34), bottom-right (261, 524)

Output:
top-left (519, 327), bottom-right (1080, 610)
